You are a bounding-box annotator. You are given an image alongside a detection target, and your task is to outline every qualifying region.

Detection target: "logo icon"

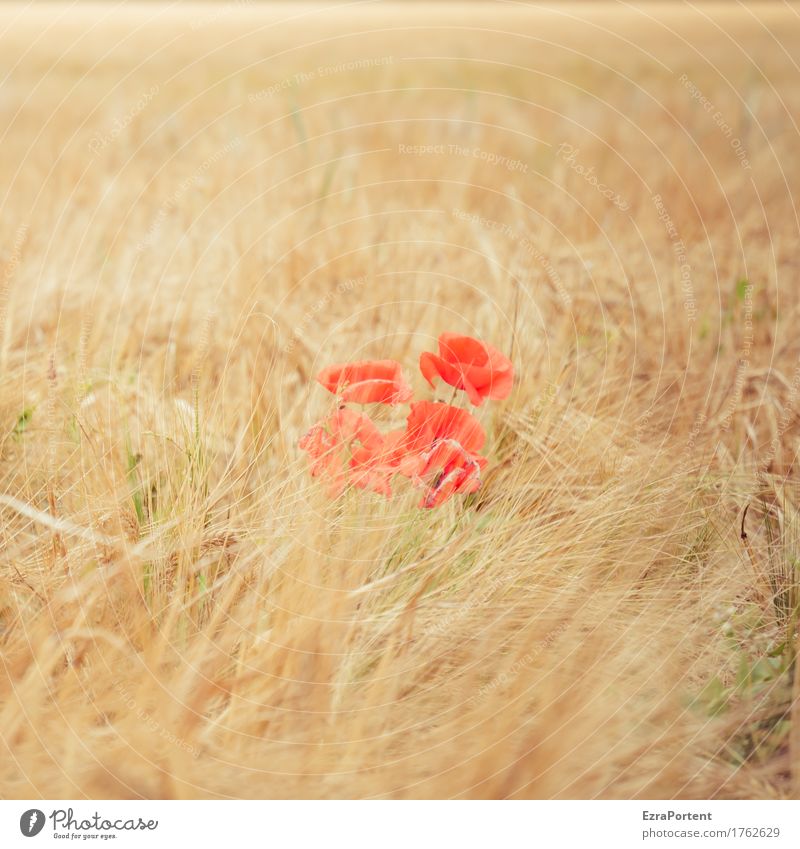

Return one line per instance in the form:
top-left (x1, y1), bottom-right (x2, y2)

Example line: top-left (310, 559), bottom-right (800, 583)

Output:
top-left (19, 810), bottom-right (46, 837)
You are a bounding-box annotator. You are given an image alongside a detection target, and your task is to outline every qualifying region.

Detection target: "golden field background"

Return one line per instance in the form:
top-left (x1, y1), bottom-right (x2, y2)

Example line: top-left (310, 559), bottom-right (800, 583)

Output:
top-left (1, 1), bottom-right (799, 798)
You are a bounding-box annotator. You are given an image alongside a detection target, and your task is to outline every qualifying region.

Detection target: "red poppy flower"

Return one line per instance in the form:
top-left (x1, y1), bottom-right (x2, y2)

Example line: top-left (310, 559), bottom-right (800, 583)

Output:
top-left (395, 402), bottom-right (488, 507)
top-left (402, 401), bottom-right (486, 455)
top-left (299, 408), bottom-right (384, 497)
top-left (302, 339), bottom-right (506, 507)
top-left (419, 333), bottom-right (514, 406)
top-left (316, 359), bottom-right (413, 405)
top-left (415, 438), bottom-right (488, 508)
top-left (348, 430), bottom-right (405, 498)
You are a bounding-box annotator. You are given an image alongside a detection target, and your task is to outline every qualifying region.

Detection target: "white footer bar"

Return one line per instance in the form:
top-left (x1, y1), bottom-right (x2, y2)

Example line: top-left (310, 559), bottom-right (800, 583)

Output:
top-left (1, 800), bottom-right (797, 848)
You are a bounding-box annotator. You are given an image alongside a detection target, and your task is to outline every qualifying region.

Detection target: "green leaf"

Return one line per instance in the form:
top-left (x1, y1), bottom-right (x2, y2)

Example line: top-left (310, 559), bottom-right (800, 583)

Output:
top-left (695, 676), bottom-right (727, 716)
top-left (735, 278), bottom-right (750, 301)
top-left (12, 407), bottom-right (33, 439)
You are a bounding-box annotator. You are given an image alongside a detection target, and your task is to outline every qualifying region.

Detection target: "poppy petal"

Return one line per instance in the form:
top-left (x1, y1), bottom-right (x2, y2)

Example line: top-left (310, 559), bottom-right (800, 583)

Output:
top-left (316, 359), bottom-right (413, 405)
top-left (419, 351), bottom-right (462, 390)
top-left (418, 334), bottom-right (513, 405)
top-left (438, 332), bottom-right (489, 367)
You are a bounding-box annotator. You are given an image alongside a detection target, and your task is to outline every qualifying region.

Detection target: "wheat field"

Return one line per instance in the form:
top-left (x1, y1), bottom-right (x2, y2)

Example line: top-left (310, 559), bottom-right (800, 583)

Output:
top-left (0, 1), bottom-right (799, 800)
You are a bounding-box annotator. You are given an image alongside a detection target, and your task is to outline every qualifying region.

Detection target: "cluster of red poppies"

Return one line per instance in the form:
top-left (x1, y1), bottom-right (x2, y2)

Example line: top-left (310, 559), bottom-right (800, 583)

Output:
top-left (299, 333), bottom-right (514, 508)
